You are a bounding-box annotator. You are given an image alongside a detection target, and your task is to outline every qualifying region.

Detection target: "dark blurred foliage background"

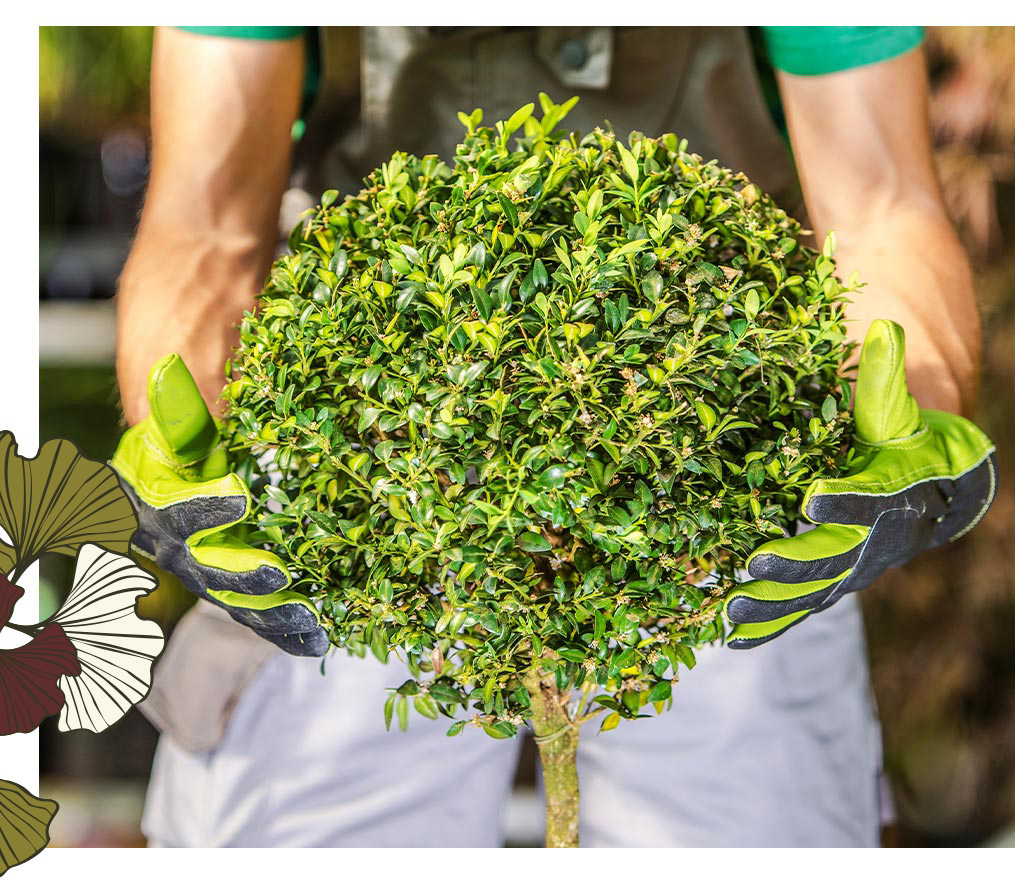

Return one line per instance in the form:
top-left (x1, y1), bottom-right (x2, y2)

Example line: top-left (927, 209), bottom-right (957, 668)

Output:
top-left (37, 25), bottom-right (1014, 847)
top-left (863, 26), bottom-right (1015, 847)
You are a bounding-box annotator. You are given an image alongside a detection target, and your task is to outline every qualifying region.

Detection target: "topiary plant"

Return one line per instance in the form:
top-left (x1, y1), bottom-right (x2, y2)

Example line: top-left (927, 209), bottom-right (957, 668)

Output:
top-left (223, 95), bottom-right (856, 847)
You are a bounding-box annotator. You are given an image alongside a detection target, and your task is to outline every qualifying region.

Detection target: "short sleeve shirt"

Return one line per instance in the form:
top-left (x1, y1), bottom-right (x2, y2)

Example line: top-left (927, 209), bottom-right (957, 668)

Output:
top-left (177, 25), bottom-right (923, 77)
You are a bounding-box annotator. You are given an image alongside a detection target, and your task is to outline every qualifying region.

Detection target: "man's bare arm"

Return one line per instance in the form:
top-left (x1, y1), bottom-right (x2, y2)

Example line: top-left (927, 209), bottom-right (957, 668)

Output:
top-left (116, 27), bottom-right (304, 423)
top-left (779, 47), bottom-right (980, 416)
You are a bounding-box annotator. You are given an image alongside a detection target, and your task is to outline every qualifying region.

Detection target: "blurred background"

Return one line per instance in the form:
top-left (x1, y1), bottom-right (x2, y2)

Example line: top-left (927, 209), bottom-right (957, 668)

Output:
top-left (37, 25), bottom-right (1014, 847)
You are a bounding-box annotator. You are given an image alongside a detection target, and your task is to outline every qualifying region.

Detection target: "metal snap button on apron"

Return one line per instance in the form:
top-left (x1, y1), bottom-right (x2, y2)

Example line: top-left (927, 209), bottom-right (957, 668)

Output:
top-left (535, 27), bottom-right (613, 90)
top-left (558, 38), bottom-right (589, 70)
top-left (302, 27), bottom-right (797, 209)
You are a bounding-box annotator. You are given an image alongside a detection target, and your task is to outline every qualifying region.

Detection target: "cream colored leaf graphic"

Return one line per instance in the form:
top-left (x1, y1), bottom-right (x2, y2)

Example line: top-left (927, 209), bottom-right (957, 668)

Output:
top-left (52, 544), bottom-right (164, 733)
top-left (0, 779), bottom-right (58, 875)
top-left (0, 432), bottom-right (138, 580)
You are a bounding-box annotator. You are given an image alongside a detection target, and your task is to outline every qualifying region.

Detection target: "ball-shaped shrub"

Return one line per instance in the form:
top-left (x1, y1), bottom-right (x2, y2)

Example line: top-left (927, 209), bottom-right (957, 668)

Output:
top-left (224, 95), bottom-right (855, 845)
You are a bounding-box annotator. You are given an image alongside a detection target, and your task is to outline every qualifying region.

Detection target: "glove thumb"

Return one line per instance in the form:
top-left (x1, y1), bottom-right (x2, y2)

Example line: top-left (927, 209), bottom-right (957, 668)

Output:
top-left (854, 319), bottom-right (922, 445)
top-left (147, 354), bottom-right (229, 480)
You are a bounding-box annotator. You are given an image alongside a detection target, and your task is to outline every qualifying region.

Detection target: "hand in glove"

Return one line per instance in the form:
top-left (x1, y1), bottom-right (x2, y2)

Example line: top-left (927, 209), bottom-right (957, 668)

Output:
top-left (724, 319), bottom-right (997, 648)
top-left (111, 354), bottom-right (329, 657)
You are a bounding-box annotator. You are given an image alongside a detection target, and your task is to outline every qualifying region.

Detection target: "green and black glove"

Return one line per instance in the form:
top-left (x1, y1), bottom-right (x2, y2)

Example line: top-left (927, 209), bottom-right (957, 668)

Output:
top-left (111, 354), bottom-right (329, 657)
top-left (724, 319), bottom-right (997, 648)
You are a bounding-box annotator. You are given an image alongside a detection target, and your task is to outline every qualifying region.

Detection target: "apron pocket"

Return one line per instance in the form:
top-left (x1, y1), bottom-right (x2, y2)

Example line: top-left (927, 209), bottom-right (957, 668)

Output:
top-left (138, 601), bottom-right (276, 754)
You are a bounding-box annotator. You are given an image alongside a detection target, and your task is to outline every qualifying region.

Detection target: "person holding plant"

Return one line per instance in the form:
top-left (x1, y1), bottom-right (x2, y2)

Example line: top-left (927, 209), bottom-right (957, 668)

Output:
top-left (114, 26), bottom-right (995, 847)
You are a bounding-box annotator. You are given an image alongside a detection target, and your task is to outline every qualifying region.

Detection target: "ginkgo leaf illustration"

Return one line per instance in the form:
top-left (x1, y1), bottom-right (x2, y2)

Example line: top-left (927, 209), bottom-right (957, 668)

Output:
top-left (51, 544), bottom-right (163, 733)
top-left (0, 779), bottom-right (58, 875)
top-left (0, 432), bottom-right (138, 581)
top-left (0, 570), bottom-right (80, 735)
top-left (0, 571), bottom-right (21, 632)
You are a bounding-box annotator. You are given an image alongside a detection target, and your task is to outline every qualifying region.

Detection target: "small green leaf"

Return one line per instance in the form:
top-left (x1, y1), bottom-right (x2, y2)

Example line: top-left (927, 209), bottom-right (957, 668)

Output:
top-left (822, 230), bottom-right (837, 257)
top-left (503, 102), bottom-right (535, 139)
top-left (600, 711), bottom-right (621, 732)
top-left (532, 258), bottom-right (549, 289)
top-left (674, 644), bottom-right (696, 669)
top-left (648, 680), bottom-right (672, 702)
top-left (821, 395), bottom-right (837, 423)
top-left (357, 407), bottom-right (381, 433)
top-left (518, 532), bottom-right (552, 553)
top-left (744, 289), bottom-right (760, 321)
top-left (469, 240), bottom-right (487, 268)
top-left (618, 143), bottom-right (639, 184)
top-left (497, 194), bottom-right (519, 229)
top-left (641, 270), bottom-right (664, 300)
top-left (481, 721), bottom-right (514, 739)
top-left (695, 401), bottom-right (716, 432)
top-left (539, 465), bottom-right (567, 489)
top-left (414, 694), bottom-right (439, 720)
top-left (746, 460), bottom-right (766, 490)
top-left (686, 261), bottom-right (724, 287)
top-left (472, 285), bottom-right (492, 321)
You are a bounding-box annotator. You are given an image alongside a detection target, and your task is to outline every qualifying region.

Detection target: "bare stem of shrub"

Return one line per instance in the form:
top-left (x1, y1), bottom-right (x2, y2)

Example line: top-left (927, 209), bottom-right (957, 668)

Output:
top-left (523, 664), bottom-right (581, 848)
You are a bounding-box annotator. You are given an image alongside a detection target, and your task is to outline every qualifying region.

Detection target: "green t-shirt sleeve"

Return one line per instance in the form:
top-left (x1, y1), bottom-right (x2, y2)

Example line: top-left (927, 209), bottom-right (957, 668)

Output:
top-left (761, 26), bottom-right (923, 76)
top-left (177, 26), bottom-right (305, 41)
top-left (173, 27), bottom-right (317, 120)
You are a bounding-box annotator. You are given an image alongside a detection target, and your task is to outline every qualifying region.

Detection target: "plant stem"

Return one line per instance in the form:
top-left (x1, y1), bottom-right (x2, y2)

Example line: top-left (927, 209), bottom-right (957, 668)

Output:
top-left (523, 665), bottom-right (581, 848)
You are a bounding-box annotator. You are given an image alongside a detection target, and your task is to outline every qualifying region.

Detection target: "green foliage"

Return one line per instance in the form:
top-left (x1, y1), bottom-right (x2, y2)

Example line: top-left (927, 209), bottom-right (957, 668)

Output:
top-left (39, 27), bottom-right (153, 131)
top-left (224, 95), bottom-right (856, 737)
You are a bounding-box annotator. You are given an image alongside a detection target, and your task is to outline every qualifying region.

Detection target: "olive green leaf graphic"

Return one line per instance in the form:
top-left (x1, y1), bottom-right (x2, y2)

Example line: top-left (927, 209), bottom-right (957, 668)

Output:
top-left (0, 432), bottom-right (138, 581)
top-left (0, 779), bottom-right (58, 875)
top-left (0, 432), bottom-right (163, 736)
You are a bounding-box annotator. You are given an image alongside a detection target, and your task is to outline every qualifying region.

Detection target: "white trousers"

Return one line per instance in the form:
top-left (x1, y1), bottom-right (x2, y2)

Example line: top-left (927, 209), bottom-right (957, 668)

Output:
top-left (142, 593), bottom-right (885, 847)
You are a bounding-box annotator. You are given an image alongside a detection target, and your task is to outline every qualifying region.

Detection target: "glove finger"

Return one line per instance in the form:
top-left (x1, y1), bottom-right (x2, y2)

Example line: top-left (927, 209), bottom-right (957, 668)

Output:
top-left (189, 532), bottom-right (290, 595)
top-left (147, 353), bottom-right (229, 479)
top-left (252, 625), bottom-right (331, 658)
top-left (119, 466), bottom-right (250, 537)
top-left (207, 587), bottom-right (322, 634)
top-left (746, 523), bottom-right (867, 584)
top-left (170, 485), bottom-right (251, 535)
top-left (726, 608), bottom-right (813, 650)
top-left (803, 470), bottom-right (952, 529)
top-left (123, 478), bottom-right (293, 601)
top-left (853, 319), bottom-right (921, 446)
top-left (724, 574), bottom-right (846, 626)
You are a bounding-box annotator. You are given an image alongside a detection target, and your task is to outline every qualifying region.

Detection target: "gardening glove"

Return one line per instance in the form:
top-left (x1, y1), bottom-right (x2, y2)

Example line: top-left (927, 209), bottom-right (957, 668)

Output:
top-left (110, 354), bottom-right (330, 657)
top-left (724, 319), bottom-right (997, 649)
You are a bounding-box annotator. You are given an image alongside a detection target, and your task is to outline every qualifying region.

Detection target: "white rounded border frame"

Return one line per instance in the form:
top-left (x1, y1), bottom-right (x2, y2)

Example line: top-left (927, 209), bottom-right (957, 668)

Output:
top-left (16, 7), bottom-right (1015, 881)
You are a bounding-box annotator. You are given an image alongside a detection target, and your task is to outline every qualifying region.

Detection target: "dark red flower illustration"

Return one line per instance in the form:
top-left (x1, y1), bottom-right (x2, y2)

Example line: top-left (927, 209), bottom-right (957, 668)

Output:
top-left (0, 574), bottom-right (80, 735)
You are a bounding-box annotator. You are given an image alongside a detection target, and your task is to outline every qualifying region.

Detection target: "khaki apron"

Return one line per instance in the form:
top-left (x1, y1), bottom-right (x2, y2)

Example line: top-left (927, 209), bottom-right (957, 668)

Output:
top-left (143, 25), bottom-right (802, 753)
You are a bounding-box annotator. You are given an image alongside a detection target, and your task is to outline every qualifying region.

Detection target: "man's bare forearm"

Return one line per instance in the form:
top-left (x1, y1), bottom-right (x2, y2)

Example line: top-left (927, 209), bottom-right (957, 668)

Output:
top-left (116, 27), bottom-right (304, 424)
top-left (829, 204), bottom-right (979, 415)
top-left (117, 224), bottom-right (270, 423)
top-left (779, 48), bottom-right (980, 417)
